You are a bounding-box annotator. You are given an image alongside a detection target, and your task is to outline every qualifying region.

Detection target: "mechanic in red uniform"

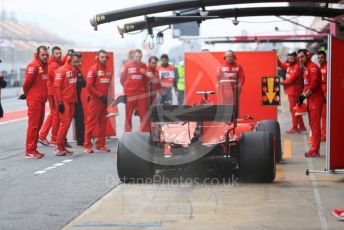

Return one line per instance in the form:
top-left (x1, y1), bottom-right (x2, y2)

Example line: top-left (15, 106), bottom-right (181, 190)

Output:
top-left (146, 56), bottom-right (162, 105)
top-left (317, 50), bottom-right (327, 141)
top-left (297, 49), bottom-right (325, 157)
top-left (120, 49), bottom-right (149, 132)
top-left (38, 46), bottom-right (63, 145)
top-left (54, 52), bottom-right (82, 156)
top-left (217, 50), bottom-right (245, 105)
top-left (23, 46), bottom-right (49, 159)
top-left (83, 50), bottom-right (112, 154)
top-left (157, 54), bottom-right (175, 105)
top-left (278, 52), bottom-right (306, 134)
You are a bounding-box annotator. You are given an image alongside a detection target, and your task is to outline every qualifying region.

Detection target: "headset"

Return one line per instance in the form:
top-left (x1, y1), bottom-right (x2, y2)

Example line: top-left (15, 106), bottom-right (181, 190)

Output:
top-left (95, 50), bottom-right (109, 62)
top-left (297, 49), bottom-right (312, 60)
top-left (223, 50), bottom-right (237, 60)
top-left (34, 46), bottom-right (48, 59)
top-left (66, 52), bottom-right (82, 64)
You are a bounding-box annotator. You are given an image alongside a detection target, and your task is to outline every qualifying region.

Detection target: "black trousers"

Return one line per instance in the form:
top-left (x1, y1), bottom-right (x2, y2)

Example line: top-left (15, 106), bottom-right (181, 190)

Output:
top-left (74, 102), bottom-right (84, 145)
top-left (0, 102), bottom-right (3, 118)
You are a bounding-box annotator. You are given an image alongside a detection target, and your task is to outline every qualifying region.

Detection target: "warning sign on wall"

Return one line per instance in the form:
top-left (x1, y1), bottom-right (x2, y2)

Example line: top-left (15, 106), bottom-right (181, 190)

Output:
top-left (261, 77), bottom-right (280, 106)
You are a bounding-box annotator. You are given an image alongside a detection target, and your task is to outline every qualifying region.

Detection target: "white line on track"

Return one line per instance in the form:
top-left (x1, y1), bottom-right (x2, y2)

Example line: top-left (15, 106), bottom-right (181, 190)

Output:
top-left (303, 135), bottom-right (329, 230)
top-left (0, 112), bottom-right (50, 126)
top-left (33, 159), bottom-right (73, 176)
top-left (0, 117), bottom-right (28, 125)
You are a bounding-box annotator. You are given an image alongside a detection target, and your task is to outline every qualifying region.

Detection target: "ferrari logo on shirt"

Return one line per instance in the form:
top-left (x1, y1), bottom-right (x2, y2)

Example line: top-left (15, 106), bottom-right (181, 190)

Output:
top-left (39, 67), bottom-right (44, 73)
top-left (66, 71), bottom-right (73, 78)
top-left (106, 71), bottom-right (111, 76)
top-left (42, 74), bottom-right (47, 80)
top-left (321, 69), bottom-right (326, 74)
top-left (97, 70), bottom-right (104, 76)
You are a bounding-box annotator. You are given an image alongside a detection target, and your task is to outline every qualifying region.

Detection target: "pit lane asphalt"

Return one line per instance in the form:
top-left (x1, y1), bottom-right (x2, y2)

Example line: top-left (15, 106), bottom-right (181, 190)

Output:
top-left (1, 93), bottom-right (344, 230)
top-left (0, 98), bottom-right (138, 230)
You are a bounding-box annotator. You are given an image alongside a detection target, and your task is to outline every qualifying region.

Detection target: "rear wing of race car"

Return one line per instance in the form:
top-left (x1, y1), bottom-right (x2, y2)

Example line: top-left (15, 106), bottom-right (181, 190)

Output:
top-left (150, 105), bottom-right (235, 123)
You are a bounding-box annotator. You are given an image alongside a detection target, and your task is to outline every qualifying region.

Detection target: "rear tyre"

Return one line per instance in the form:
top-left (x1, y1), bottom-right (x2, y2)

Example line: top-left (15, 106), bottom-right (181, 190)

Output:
top-left (117, 132), bottom-right (154, 183)
top-left (239, 131), bottom-right (275, 183)
top-left (256, 120), bottom-right (282, 163)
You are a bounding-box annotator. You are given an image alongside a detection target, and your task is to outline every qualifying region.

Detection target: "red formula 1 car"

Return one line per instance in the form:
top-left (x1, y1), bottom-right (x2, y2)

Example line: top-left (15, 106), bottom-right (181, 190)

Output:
top-left (117, 79), bottom-right (281, 183)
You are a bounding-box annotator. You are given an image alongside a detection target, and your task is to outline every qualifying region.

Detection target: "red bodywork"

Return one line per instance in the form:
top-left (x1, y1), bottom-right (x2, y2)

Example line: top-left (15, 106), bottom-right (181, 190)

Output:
top-left (154, 51), bottom-right (277, 153)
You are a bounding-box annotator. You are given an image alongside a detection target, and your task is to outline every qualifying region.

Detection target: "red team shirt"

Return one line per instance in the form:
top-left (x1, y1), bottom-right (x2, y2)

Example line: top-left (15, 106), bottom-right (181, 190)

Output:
top-left (278, 60), bottom-right (303, 96)
top-left (23, 58), bottom-right (48, 102)
top-left (120, 60), bottom-right (147, 95)
top-left (47, 57), bottom-right (63, 97)
top-left (320, 62), bottom-right (327, 96)
top-left (303, 61), bottom-right (323, 98)
top-left (54, 63), bottom-right (78, 103)
top-left (217, 62), bottom-right (245, 88)
top-left (87, 63), bottom-right (112, 99)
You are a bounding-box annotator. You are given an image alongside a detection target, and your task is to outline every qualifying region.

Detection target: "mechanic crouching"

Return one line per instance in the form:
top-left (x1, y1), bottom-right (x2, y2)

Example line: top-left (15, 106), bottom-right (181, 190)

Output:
top-left (54, 52), bottom-right (82, 156)
top-left (120, 49), bottom-right (149, 132)
top-left (297, 49), bottom-right (324, 158)
top-left (83, 50), bottom-right (112, 154)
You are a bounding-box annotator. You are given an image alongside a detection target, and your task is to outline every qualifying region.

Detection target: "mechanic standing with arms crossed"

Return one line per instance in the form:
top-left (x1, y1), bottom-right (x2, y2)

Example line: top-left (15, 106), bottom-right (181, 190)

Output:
top-left (120, 49), bottom-right (149, 132)
top-left (278, 52), bottom-right (306, 134)
top-left (23, 46), bottom-right (49, 159)
top-left (297, 49), bottom-right (324, 157)
top-left (54, 52), bottom-right (82, 156)
top-left (217, 50), bottom-right (245, 106)
top-left (158, 54), bottom-right (175, 105)
top-left (317, 50), bottom-right (327, 142)
top-left (83, 50), bottom-right (112, 153)
top-left (38, 46), bottom-right (63, 145)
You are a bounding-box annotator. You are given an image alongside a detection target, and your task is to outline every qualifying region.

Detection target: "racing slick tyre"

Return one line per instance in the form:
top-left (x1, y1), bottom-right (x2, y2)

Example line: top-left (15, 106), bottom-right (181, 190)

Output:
top-left (256, 120), bottom-right (282, 163)
top-left (117, 132), bottom-right (154, 183)
top-left (239, 131), bottom-right (275, 183)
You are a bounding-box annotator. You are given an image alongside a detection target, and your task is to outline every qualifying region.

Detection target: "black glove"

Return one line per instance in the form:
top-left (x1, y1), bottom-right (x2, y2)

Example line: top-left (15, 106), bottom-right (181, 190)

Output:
top-left (58, 102), bottom-right (65, 113)
top-left (297, 95), bottom-right (305, 105)
top-left (0, 102), bottom-right (4, 118)
top-left (100, 96), bottom-right (108, 105)
top-left (18, 94), bottom-right (26, 100)
top-left (112, 95), bottom-right (127, 107)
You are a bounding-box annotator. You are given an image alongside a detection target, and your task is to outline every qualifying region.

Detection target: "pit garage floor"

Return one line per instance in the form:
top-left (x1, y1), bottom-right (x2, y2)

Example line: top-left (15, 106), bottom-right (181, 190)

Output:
top-left (62, 99), bottom-right (344, 230)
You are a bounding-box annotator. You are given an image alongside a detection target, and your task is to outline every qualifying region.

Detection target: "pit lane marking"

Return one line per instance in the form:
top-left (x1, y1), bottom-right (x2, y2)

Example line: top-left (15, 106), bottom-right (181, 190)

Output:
top-left (303, 135), bottom-right (328, 230)
top-left (283, 139), bottom-right (292, 158)
top-left (33, 159), bottom-right (73, 176)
